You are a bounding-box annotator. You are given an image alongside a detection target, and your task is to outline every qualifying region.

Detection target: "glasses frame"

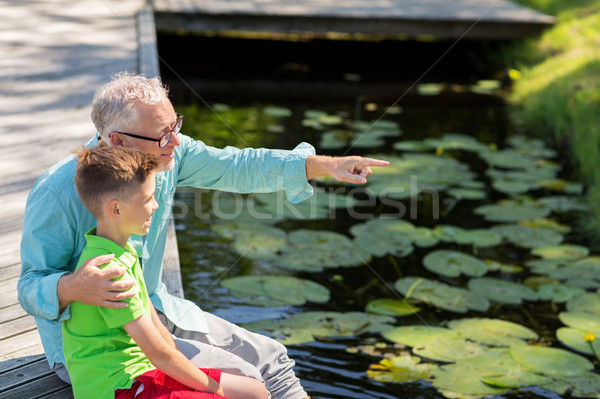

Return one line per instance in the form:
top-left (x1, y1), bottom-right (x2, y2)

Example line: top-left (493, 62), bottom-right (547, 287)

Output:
top-left (112, 113), bottom-right (184, 148)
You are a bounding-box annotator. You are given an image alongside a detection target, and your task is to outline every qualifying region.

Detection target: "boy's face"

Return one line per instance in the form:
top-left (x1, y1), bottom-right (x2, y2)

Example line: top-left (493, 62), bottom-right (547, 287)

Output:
top-left (118, 173), bottom-right (159, 236)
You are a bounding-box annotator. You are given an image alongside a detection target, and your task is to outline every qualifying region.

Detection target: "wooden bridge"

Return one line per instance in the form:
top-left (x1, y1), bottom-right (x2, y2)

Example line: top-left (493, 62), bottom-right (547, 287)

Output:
top-left (0, 0), bottom-right (552, 397)
top-left (152, 0), bottom-right (554, 39)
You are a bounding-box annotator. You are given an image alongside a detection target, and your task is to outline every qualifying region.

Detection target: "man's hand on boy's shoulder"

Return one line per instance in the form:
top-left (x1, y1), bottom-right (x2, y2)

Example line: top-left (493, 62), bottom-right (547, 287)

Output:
top-left (57, 254), bottom-right (136, 311)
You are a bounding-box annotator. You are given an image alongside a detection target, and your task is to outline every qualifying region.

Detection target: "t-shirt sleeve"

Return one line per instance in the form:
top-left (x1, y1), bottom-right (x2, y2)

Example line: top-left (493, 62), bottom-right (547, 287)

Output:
top-left (97, 262), bottom-right (146, 329)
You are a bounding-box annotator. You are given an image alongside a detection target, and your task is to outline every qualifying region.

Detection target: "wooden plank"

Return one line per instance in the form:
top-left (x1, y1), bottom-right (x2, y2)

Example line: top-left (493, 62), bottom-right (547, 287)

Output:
top-left (0, 354), bottom-right (44, 373)
top-left (40, 387), bottom-right (74, 399)
top-left (0, 342), bottom-right (45, 363)
top-left (0, 264), bottom-right (21, 283)
top-left (0, 330), bottom-right (42, 359)
top-left (0, 304), bottom-right (28, 324)
top-left (0, 315), bottom-right (37, 341)
top-left (2, 373), bottom-right (70, 399)
top-left (0, 278), bottom-right (18, 309)
top-left (154, 0), bottom-right (554, 39)
top-left (0, 357), bottom-right (53, 393)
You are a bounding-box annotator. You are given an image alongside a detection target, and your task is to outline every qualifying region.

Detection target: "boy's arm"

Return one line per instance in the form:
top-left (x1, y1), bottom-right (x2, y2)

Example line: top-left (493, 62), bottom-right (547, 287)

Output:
top-left (148, 305), bottom-right (178, 351)
top-left (124, 313), bottom-right (225, 396)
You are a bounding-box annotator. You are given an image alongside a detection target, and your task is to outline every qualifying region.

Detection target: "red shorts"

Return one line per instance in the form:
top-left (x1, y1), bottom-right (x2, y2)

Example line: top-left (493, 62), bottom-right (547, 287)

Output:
top-left (115, 368), bottom-right (226, 399)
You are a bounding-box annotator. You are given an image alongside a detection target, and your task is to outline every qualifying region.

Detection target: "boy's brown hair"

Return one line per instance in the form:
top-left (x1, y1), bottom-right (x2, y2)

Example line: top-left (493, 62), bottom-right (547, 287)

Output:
top-left (74, 145), bottom-right (160, 218)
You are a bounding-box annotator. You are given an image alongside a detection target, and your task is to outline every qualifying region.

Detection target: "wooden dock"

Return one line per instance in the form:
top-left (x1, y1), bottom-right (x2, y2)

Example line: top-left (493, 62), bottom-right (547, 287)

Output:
top-left (152, 0), bottom-right (554, 40)
top-left (0, 1), bottom-right (183, 397)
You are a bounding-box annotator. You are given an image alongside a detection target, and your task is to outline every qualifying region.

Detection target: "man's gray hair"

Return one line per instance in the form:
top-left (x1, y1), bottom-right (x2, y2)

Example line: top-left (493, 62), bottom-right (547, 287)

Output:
top-left (91, 72), bottom-right (169, 142)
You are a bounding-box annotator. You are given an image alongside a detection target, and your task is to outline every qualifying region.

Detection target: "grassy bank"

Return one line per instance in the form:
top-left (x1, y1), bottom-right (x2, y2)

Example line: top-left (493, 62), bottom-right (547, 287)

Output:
top-left (504, 0), bottom-right (600, 241)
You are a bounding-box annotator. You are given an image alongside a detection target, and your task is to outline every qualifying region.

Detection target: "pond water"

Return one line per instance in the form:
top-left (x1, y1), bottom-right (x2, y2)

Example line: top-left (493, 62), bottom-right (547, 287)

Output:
top-left (170, 92), bottom-right (596, 399)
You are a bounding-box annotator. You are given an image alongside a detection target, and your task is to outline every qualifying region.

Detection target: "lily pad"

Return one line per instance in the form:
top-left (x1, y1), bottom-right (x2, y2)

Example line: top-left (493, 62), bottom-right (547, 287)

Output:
top-left (509, 345), bottom-right (594, 377)
top-left (349, 220), bottom-right (414, 258)
top-left (382, 325), bottom-right (461, 348)
top-left (393, 140), bottom-right (430, 152)
top-left (366, 298), bottom-right (421, 316)
top-left (395, 277), bottom-right (490, 313)
top-left (460, 349), bottom-right (551, 388)
top-left (555, 372), bottom-right (600, 398)
top-left (244, 311), bottom-right (395, 345)
top-left (448, 318), bottom-right (538, 347)
top-left (482, 368), bottom-right (552, 389)
top-left (559, 311), bottom-right (600, 332)
top-left (491, 224), bottom-right (563, 249)
top-left (221, 275), bottom-right (330, 306)
top-left (432, 363), bottom-right (508, 396)
top-left (537, 195), bottom-right (590, 213)
top-left (423, 250), bottom-right (487, 278)
top-left (548, 258), bottom-right (600, 289)
top-left (468, 277), bottom-right (538, 305)
top-left (368, 354), bottom-right (436, 383)
top-left (232, 234), bottom-right (288, 261)
top-left (382, 325), bottom-right (461, 347)
top-left (352, 218), bottom-right (438, 248)
top-left (211, 222), bottom-right (286, 240)
top-left (491, 176), bottom-right (536, 194)
top-left (263, 106), bottom-right (292, 117)
top-left (566, 293), bottom-right (600, 315)
top-left (537, 284), bottom-right (585, 303)
top-left (556, 327), bottom-right (600, 356)
top-left (531, 244), bottom-right (589, 259)
top-left (519, 218), bottom-right (571, 234)
top-left (485, 259), bottom-right (523, 274)
top-left (413, 337), bottom-right (486, 363)
top-left (474, 203), bottom-right (550, 223)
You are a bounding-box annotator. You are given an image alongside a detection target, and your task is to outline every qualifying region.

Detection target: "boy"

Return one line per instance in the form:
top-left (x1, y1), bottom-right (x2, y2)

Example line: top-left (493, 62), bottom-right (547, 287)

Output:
top-left (63, 145), bottom-right (268, 399)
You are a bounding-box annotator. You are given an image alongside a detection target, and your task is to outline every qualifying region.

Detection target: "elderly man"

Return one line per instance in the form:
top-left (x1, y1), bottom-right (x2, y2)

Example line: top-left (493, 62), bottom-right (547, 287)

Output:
top-left (18, 72), bottom-right (388, 399)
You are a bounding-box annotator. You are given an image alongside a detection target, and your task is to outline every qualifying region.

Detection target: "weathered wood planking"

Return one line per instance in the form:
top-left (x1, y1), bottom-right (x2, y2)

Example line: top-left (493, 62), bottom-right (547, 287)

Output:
top-left (0, 1), bottom-right (146, 397)
top-left (152, 0), bottom-right (554, 39)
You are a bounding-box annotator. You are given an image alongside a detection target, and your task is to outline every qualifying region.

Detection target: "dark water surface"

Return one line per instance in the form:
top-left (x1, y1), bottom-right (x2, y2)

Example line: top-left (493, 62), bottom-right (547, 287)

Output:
top-left (169, 94), bottom-right (583, 398)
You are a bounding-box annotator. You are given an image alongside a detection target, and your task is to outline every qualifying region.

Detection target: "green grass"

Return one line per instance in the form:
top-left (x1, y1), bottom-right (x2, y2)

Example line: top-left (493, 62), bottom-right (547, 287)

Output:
top-left (503, 1), bottom-right (600, 245)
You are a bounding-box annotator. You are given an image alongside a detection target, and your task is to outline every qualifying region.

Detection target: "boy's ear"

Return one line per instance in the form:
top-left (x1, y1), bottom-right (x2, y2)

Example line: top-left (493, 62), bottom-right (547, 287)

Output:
top-left (105, 199), bottom-right (121, 220)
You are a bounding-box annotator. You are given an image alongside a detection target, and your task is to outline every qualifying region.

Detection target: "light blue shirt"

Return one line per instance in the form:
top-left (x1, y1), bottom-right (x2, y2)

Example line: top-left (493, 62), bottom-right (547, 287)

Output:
top-left (18, 134), bottom-right (315, 368)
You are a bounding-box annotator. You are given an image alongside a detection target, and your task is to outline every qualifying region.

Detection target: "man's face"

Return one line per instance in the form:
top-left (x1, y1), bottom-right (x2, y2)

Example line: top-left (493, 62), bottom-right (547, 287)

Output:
top-left (113, 100), bottom-right (181, 171)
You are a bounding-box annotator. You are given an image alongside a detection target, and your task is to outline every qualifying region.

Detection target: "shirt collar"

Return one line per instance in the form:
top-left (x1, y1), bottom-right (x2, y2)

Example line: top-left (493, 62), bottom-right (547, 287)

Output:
top-left (84, 227), bottom-right (138, 268)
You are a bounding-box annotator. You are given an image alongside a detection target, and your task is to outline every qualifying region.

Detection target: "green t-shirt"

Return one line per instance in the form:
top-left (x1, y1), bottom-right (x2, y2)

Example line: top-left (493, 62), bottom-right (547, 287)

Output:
top-left (62, 228), bottom-right (155, 399)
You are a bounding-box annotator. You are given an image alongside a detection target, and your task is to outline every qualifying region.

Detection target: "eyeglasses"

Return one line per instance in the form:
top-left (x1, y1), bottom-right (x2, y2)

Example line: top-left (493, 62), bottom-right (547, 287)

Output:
top-left (112, 113), bottom-right (184, 148)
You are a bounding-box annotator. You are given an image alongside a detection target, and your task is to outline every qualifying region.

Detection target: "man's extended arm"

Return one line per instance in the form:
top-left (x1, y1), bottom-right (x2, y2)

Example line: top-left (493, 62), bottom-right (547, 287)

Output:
top-left (176, 136), bottom-right (388, 203)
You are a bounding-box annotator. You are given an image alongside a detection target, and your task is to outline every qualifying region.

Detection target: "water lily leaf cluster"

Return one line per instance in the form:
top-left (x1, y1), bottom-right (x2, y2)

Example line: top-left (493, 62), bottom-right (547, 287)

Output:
top-left (422, 250), bottom-right (487, 278)
top-left (243, 311), bottom-right (395, 345)
top-left (364, 153), bottom-right (480, 200)
top-left (395, 277), bottom-right (490, 313)
top-left (349, 218), bottom-right (437, 258)
top-left (211, 223), bottom-right (369, 271)
top-left (373, 318), bottom-right (598, 398)
top-left (220, 275), bottom-right (330, 306)
top-left (366, 298), bottom-right (421, 316)
top-left (308, 110), bottom-right (402, 149)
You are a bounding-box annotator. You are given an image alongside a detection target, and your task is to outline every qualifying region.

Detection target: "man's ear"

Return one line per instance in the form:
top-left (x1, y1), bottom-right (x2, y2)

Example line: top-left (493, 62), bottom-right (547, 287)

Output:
top-left (109, 132), bottom-right (125, 147)
top-left (105, 199), bottom-right (121, 220)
